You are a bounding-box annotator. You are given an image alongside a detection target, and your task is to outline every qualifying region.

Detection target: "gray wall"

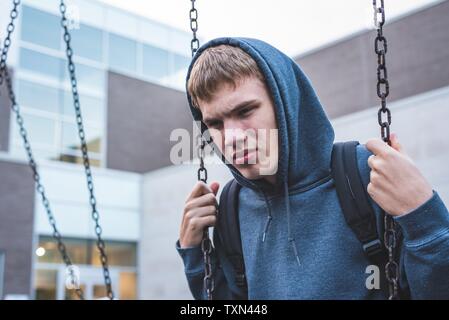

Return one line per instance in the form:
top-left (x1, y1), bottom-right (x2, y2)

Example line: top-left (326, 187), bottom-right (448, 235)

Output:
top-left (0, 69), bottom-right (12, 152)
top-left (0, 160), bottom-right (35, 298)
top-left (295, 0), bottom-right (449, 119)
top-left (107, 72), bottom-right (194, 173)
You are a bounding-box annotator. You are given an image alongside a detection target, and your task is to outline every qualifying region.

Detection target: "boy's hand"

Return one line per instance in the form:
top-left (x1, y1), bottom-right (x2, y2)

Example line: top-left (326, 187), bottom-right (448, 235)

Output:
top-left (366, 133), bottom-right (433, 216)
top-left (179, 181), bottom-right (220, 248)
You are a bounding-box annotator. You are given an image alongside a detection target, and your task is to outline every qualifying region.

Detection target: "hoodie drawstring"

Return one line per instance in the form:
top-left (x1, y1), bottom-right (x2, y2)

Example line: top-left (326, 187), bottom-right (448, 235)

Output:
top-left (261, 192), bottom-right (273, 242)
top-left (259, 181), bottom-right (301, 267)
top-left (284, 180), bottom-right (301, 267)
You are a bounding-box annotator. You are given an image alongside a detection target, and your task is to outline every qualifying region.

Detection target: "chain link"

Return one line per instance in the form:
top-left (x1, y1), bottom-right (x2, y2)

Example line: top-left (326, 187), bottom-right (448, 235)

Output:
top-left (0, 0), bottom-right (20, 86)
top-left (0, 0), bottom-right (85, 300)
top-left (189, 0), bottom-right (214, 300)
top-left (373, 0), bottom-right (399, 300)
top-left (190, 0), bottom-right (200, 57)
top-left (59, 0), bottom-right (114, 299)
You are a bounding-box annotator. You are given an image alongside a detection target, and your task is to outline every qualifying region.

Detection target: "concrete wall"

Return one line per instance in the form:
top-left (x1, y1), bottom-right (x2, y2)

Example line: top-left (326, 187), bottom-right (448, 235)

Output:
top-left (34, 160), bottom-right (141, 241)
top-left (295, 0), bottom-right (449, 119)
top-left (0, 159), bottom-right (35, 298)
top-left (0, 69), bottom-right (12, 152)
top-left (106, 71), bottom-right (194, 173)
top-left (139, 158), bottom-right (232, 299)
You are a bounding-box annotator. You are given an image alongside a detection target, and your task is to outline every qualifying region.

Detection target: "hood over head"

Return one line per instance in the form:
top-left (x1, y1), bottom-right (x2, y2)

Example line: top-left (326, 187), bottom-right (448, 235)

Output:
top-left (185, 37), bottom-right (335, 265)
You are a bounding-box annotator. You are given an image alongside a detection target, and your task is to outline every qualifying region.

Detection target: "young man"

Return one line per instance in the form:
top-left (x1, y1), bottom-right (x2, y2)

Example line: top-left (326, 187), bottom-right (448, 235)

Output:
top-left (176, 37), bottom-right (449, 299)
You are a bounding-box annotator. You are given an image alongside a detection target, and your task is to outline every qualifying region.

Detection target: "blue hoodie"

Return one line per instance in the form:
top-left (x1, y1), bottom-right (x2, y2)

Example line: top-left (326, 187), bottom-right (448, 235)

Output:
top-left (176, 37), bottom-right (449, 299)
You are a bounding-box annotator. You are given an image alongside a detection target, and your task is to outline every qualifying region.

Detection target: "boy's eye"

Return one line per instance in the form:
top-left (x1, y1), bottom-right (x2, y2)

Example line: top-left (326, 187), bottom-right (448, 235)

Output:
top-left (208, 121), bottom-right (222, 128)
top-left (238, 107), bottom-right (253, 117)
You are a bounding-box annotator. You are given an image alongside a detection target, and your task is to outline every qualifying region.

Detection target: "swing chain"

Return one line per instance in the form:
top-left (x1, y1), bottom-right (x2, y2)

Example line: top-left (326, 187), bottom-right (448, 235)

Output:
top-left (0, 0), bottom-right (20, 85)
top-left (0, 0), bottom-right (85, 300)
top-left (189, 0), bottom-right (214, 300)
top-left (190, 0), bottom-right (200, 56)
top-left (373, 0), bottom-right (399, 300)
top-left (59, 0), bottom-right (114, 299)
top-left (2, 68), bottom-right (85, 300)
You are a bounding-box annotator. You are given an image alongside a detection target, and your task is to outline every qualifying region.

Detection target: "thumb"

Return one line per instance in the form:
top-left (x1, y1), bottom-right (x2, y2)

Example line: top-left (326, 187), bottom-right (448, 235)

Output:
top-left (210, 182), bottom-right (220, 196)
top-left (390, 133), bottom-right (405, 154)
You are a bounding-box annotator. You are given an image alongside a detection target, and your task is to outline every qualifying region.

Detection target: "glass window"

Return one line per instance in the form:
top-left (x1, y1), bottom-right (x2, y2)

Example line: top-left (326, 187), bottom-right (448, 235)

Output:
top-left (21, 6), bottom-right (61, 50)
top-left (173, 54), bottom-right (192, 72)
top-left (63, 92), bottom-right (103, 124)
top-left (10, 145), bottom-right (59, 162)
top-left (93, 285), bottom-right (107, 299)
top-left (108, 33), bottom-right (137, 72)
top-left (17, 80), bottom-right (60, 113)
top-left (61, 122), bottom-right (102, 153)
top-left (58, 154), bottom-right (101, 167)
top-left (37, 237), bottom-right (89, 265)
top-left (14, 113), bottom-right (56, 148)
top-left (35, 269), bottom-right (57, 300)
top-left (119, 272), bottom-right (136, 300)
top-left (20, 48), bottom-right (63, 80)
top-left (91, 241), bottom-right (137, 267)
top-left (71, 24), bottom-right (103, 62)
top-left (65, 284), bottom-right (86, 300)
top-left (63, 63), bottom-right (105, 91)
top-left (142, 44), bottom-right (169, 80)
top-left (172, 53), bottom-right (190, 75)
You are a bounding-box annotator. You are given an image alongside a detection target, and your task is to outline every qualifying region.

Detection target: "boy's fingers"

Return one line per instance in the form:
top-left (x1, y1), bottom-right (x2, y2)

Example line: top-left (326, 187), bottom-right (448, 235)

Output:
top-left (210, 182), bottom-right (220, 195)
top-left (186, 181), bottom-right (212, 202)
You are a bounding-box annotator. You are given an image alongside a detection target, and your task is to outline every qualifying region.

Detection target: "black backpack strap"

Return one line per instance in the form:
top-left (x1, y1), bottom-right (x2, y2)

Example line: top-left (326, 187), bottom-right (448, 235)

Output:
top-left (216, 179), bottom-right (247, 296)
top-left (331, 141), bottom-right (387, 265)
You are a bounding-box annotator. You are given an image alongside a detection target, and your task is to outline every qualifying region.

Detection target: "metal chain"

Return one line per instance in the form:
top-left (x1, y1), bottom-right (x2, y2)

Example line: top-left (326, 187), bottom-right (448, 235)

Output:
top-left (373, 0), bottom-right (399, 300)
top-left (190, 0), bottom-right (200, 57)
top-left (59, 0), bottom-right (114, 300)
top-left (0, 0), bottom-right (85, 300)
top-left (189, 0), bottom-right (214, 300)
top-left (0, 0), bottom-right (20, 85)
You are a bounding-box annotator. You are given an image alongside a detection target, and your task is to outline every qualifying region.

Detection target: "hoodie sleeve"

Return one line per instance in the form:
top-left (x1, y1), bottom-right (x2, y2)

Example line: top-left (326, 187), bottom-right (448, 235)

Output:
top-left (357, 144), bottom-right (449, 299)
top-left (393, 190), bottom-right (449, 299)
top-left (175, 240), bottom-right (234, 300)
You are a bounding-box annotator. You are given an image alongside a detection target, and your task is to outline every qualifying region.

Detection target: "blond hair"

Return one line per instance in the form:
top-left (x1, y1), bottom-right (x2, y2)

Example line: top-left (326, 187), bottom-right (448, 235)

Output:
top-left (187, 44), bottom-right (265, 109)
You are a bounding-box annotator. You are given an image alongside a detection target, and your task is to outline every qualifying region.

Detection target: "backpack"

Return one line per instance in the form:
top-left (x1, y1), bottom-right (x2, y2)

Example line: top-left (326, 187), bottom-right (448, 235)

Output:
top-left (215, 141), bottom-right (398, 299)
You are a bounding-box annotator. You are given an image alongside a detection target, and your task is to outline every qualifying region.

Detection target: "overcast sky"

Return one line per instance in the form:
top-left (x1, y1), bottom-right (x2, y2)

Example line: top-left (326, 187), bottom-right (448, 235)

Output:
top-left (97, 0), bottom-right (443, 57)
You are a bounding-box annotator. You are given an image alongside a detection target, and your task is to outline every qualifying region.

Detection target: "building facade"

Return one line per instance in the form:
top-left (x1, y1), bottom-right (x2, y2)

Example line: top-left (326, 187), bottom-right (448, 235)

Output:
top-left (0, 0), bottom-right (448, 300)
top-left (0, 0), bottom-right (194, 299)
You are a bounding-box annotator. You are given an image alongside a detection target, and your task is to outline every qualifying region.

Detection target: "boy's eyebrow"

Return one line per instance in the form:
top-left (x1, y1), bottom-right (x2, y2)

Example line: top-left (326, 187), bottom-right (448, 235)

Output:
top-left (203, 99), bottom-right (258, 124)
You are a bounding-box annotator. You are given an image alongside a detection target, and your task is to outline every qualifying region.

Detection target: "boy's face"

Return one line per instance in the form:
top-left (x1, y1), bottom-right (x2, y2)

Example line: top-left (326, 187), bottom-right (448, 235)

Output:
top-left (198, 76), bottom-right (279, 184)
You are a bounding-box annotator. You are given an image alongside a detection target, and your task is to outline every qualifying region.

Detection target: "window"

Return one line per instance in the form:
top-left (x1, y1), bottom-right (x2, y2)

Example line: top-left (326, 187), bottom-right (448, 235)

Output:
top-left (119, 272), bottom-right (137, 300)
top-left (35, 269), bottom-right (57, 300)
top-left (36, 237), bottom-right (88, 265)
top-left (19, 48), bottom-right (63, 80)
top-left (108, 33), bottom-right (137, 72)
top-left (63, 63), bottom-right (105, 91)
top-left (91, 241), bottom-right (137, 267)
top-left (172, 53), bottom-right (191, 75)
top-left (17, 80), bottom-right (60, 113)
top-left (71, 24), bottom-right (104, 62)
top-left (142, 44), bottom-right (169, 80)
top-left (21, 6), bottom-right (61, 50)
top-left (62, 92), bottom-right (103, 124)
top-left (36, 237), bottom-right (137, 267)
top-left (14, 113), bottom-right (56, 149)
top-left (61, 122), bottom-right (102, 154)
top-left (35, 237), bottom-right (137, 300)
